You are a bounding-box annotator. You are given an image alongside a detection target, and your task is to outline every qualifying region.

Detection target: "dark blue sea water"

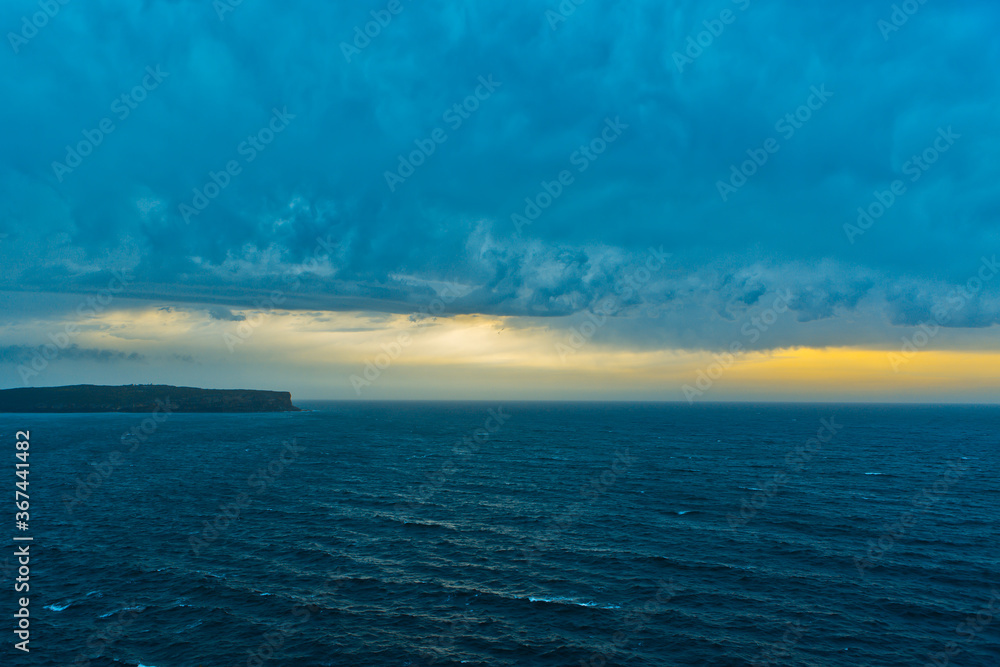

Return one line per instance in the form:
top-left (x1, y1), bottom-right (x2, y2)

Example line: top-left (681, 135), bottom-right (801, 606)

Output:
top-left (4, 402), bottom-right (999, 666)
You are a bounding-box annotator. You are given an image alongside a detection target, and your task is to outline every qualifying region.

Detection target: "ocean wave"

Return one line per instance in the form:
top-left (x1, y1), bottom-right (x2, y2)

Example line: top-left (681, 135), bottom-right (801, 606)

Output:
top-left (100, 605), bottom-right (145, 618)
top-left (380, 514), bottom-right (461, 533)
top-left (28, 404), bottom-right (1000, 665)
top-left (45, 602), bottom-right (71, 612)
top-left (527, 596), bottom-right (621, 610)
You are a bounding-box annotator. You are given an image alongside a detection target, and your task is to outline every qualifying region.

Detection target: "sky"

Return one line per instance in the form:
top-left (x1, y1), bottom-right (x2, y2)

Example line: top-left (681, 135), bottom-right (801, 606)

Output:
top-left (1, 0), bottom-right (999, 402)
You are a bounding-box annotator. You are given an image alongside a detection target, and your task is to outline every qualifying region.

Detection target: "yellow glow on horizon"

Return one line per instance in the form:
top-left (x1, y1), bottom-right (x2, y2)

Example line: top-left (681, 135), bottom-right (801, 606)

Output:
top-left (719, 347), bottom-right (1000, 396)
top-left (10, 304), bottom-right (1000, 400)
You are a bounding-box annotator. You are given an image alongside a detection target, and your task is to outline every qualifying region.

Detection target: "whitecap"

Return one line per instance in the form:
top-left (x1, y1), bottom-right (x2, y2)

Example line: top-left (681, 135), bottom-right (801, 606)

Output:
top-left (45, 603), bottom-right (71, 612)
top-left (528, 596), bottom-right (620, 610)
top-left (100, 605), bottom-right (145, 618)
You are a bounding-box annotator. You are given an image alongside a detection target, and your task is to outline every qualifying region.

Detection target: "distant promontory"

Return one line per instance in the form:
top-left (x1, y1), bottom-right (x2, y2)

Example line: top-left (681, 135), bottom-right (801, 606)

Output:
top-left (0, 385), bottom-right (301, 413)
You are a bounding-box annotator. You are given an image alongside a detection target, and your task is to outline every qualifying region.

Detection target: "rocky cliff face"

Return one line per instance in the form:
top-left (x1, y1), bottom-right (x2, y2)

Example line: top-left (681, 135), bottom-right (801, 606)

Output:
top-left (0, 385), bottom-right (301, 413)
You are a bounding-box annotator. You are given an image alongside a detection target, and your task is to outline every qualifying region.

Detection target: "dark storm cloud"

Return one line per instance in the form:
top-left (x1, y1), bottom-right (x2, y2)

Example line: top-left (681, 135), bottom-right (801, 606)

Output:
top-left (0, 344), bottom-right (145, 364)
top-left (205, 306), bottom-right (246, 322)
top-left (1, 0), bottom-right (998, 350)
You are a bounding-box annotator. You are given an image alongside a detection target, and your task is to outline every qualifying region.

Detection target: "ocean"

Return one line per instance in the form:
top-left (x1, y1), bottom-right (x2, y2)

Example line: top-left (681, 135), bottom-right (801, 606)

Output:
top-left (7, 402), bottom-right (999, 666)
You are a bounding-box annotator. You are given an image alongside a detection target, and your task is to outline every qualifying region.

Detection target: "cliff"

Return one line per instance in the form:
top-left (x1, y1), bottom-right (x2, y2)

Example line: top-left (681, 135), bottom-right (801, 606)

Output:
top-left (0, 385), bottom-right (301, 413)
